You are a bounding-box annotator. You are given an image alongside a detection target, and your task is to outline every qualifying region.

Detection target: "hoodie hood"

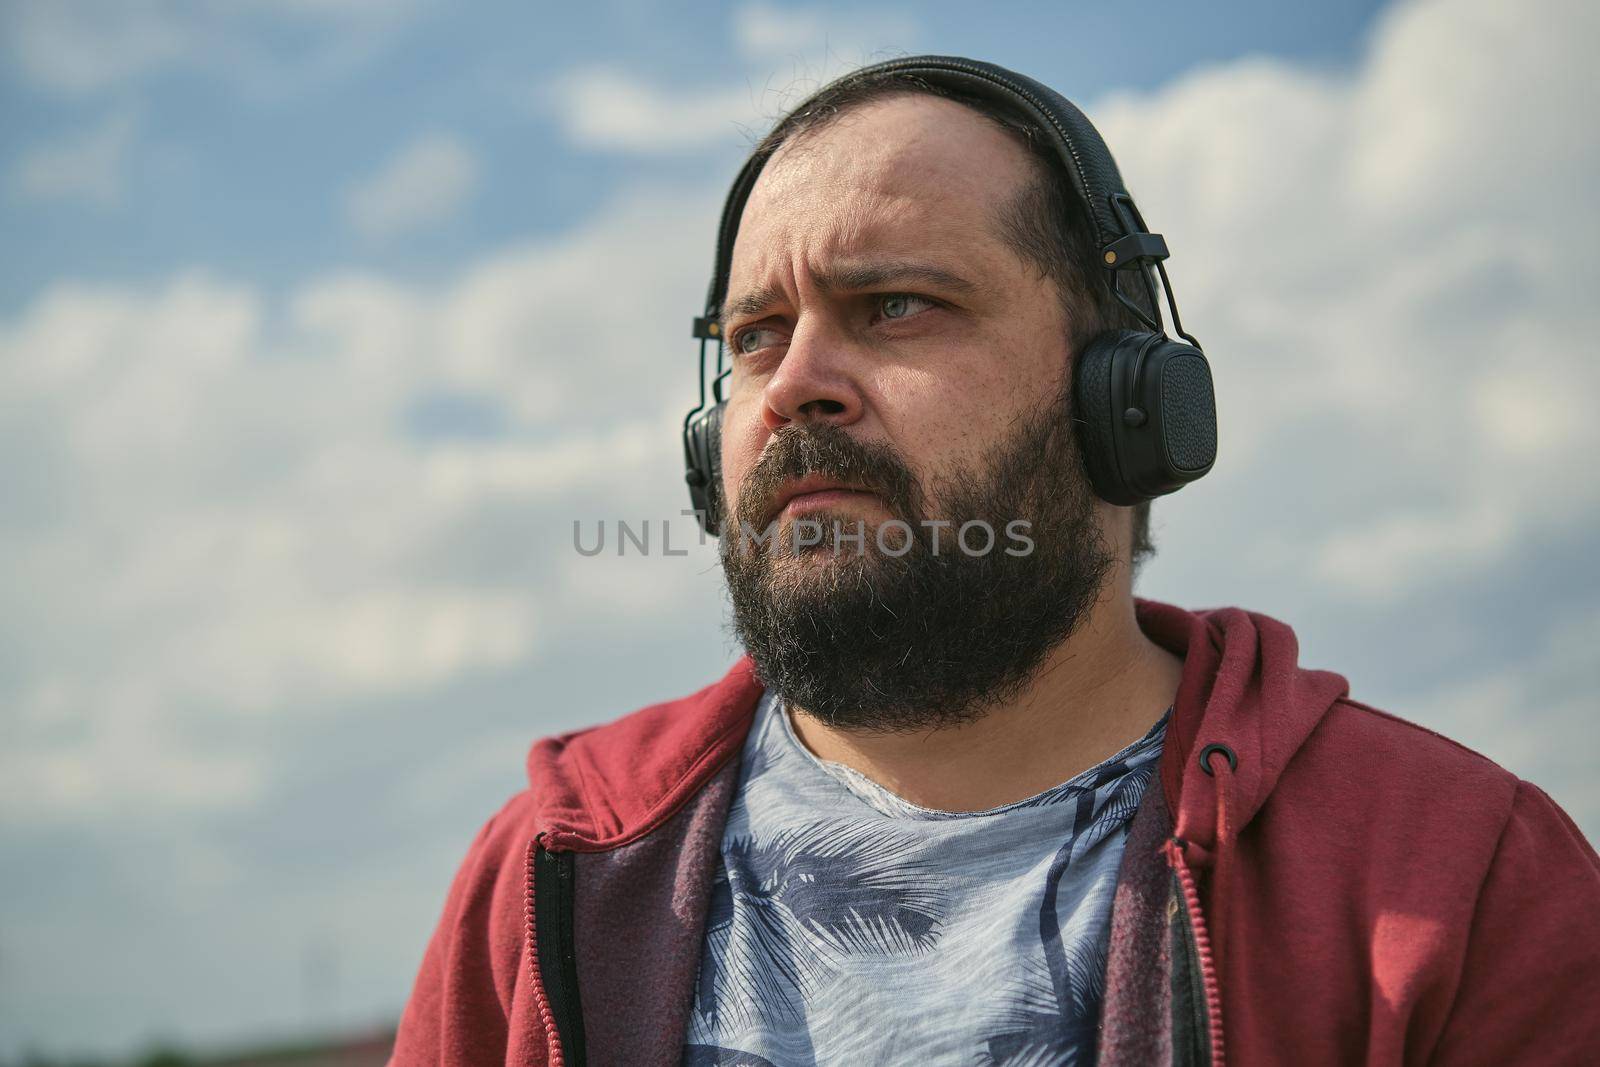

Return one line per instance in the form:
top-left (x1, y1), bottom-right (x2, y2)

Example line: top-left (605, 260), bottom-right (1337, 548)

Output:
top-left (526, 657), bottom-right (762, 852)
top-left (524, 597), bottom-right (1349, 856)
top-left (1135, 598), bottom-right (1349, 865)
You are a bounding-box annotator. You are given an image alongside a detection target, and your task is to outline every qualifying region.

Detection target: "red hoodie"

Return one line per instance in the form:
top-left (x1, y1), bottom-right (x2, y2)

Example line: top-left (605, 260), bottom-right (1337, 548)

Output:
top-left (391, 597), bottom-right (1600, 1065)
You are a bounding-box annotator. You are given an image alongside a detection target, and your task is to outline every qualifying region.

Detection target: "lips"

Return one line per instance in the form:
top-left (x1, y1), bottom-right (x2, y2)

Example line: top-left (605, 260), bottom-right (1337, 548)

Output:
top-left (764, 474), bottom-right (879, 528)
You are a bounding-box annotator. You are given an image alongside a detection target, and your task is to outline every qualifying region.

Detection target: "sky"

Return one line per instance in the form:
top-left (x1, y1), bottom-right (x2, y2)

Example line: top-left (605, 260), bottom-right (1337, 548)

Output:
top-left (2, 0), bottom-right (1597, 1058)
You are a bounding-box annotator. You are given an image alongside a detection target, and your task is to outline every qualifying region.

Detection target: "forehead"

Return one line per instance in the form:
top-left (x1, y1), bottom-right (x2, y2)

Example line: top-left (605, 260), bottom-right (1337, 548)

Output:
top-left (730, 93), bottom-right (1035, 277)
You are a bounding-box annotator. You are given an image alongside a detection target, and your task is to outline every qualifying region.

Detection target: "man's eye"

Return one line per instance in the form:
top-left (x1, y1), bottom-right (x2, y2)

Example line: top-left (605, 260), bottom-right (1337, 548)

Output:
top-left (877, 294), bottom-right (934, 321)
top-left (733, 326), bottom-right (782, 355)
top-left (732, 326), bottom-right (774, 355)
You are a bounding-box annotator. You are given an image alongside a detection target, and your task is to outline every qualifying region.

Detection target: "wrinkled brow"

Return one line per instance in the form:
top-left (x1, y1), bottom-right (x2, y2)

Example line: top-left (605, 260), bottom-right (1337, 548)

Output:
top-left (720, 261), bottom-right (980, 334)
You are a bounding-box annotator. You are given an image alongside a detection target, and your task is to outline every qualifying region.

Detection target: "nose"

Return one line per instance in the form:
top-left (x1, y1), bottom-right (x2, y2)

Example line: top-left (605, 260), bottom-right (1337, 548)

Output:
top-left (759, 317), bottom-right (865, 433)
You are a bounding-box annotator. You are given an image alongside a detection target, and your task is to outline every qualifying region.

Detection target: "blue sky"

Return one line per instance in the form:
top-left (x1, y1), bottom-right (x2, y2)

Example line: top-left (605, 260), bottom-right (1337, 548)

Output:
top-left (2, 0), bottom-right (1597, 1059)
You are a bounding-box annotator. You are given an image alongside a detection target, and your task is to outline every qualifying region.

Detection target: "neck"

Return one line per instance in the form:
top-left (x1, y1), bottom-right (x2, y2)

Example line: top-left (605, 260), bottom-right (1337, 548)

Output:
top-left (786, 565), bottom-right (1184, 812)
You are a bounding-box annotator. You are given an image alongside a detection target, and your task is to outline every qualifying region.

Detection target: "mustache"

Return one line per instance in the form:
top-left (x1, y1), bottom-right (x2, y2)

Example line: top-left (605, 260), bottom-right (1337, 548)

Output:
top-left (734, 422), bottom-right (925, 530)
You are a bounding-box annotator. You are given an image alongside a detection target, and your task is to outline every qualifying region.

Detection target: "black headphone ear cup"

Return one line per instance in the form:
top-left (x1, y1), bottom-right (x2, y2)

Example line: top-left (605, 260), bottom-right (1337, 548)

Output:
top-left (683, 401), bottom-right (726, 536)
top-left (706, 402), bottom-right (725, 531)
top-left (1147, 345), bottom-right (1217, 485)
top-left (1072, 330), bottom-right (1139, 505)
top-left (1073, 329), bottom-right (1217, 506)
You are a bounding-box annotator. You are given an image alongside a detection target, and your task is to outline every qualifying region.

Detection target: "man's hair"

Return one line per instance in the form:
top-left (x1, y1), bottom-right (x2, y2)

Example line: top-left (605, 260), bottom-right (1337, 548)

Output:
top-left (752, 69), bottom-right (1158, 575)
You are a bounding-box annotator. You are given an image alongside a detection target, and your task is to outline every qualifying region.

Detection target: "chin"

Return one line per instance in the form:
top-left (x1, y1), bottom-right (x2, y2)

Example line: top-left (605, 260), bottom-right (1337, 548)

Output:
top-left (768, 508), bottom-right (891, 561)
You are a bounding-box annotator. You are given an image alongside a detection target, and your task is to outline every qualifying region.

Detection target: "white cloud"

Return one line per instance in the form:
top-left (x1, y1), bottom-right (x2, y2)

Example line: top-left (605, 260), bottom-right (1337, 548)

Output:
top-left (9, 109), bottom-right (139, 207)
top-left (734, 3), bottom-right (833, 59)
top-left (0, 186), bottom-right (722, 824)
top-left (1, 0), bottom-right (433, 97)
top-left (1405, 598), bottom-right (1600, 822)
top-left (346, 133), bottom-right (480, 238)
top-left (542, 4), bottom-right (916, 155)
top-left (546, 68), bottom-right (765, 154)
top-left (1311, 505), bottom-right (1514, 603)
top-left (2, 2), bottom-right (190, 95)
top-left (1090, 0), bottom-right (1600, 606)
top-left (734, 2), bottom-right (913, 66)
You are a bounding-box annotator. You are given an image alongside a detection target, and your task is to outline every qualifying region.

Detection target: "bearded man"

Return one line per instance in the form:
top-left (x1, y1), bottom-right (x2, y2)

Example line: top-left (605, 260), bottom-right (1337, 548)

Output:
top-left (392, 57), bottom-right (1599, 1066)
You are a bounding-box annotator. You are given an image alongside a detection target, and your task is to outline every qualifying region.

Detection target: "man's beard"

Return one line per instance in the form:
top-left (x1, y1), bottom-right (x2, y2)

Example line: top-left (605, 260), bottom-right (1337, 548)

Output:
top-left (718, 375), bottom-right (1115, 733)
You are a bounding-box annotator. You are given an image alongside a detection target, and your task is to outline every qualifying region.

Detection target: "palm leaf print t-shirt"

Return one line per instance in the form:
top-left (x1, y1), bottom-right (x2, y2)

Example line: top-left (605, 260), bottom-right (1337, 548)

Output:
top-left (684, 688), bottom-right (1170, 1067)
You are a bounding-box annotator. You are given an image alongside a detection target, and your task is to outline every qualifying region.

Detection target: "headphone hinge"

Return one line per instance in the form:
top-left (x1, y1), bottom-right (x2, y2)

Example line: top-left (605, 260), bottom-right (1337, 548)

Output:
top-left (1100, 231), bottom-right (1169, 269)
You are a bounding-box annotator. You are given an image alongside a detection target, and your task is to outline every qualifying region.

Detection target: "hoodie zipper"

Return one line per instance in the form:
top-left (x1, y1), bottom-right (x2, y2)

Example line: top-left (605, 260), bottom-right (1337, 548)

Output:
top-left (528, 837), bottom-right (587, 1066)
top-left (1165, 837), bottom-right (1225, 1067)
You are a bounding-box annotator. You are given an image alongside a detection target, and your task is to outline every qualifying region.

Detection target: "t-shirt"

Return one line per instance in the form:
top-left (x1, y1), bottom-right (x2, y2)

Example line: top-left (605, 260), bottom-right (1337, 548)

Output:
top-left (683, 688), bottom-right (1170, 1066)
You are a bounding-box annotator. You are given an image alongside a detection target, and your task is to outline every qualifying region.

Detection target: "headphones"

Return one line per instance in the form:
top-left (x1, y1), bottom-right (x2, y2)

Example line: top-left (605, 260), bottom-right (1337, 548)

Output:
top-left (682, 55), bottom-right (1217, 536)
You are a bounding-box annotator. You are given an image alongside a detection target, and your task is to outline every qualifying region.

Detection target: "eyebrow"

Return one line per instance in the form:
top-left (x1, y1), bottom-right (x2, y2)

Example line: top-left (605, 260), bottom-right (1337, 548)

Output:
top-left (719, 261), bottom-right (981, 334)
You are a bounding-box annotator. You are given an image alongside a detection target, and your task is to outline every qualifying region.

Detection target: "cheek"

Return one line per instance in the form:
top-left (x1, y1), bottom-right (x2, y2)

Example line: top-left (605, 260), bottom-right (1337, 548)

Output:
top-left (717, 397), bottom-right (765, 506)
top-left (880, 369), bottom-right (1050, 502)
top-left (875, 369), bottom-right (992, 474)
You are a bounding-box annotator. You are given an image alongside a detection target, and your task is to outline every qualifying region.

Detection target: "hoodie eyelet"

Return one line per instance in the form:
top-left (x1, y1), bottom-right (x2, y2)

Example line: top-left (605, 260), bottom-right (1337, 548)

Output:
top-left (1199, 742), bottom-right (1238, 776)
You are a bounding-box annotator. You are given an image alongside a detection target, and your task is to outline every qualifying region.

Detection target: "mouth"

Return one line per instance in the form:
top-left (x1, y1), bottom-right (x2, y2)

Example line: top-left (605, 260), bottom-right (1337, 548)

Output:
top-left (762, 474), bottom-right (881, 529)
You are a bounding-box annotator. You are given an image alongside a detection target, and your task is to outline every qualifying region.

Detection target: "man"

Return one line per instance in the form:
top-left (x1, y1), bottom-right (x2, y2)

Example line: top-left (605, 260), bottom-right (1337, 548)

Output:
top-left (392, 57), bottom-right (1599, 1066)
